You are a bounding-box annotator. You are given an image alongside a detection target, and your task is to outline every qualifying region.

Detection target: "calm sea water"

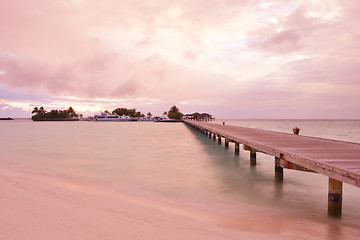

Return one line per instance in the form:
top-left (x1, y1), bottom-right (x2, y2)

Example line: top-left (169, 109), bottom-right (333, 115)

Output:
top-left (1, 119), bottom-right (360, 239)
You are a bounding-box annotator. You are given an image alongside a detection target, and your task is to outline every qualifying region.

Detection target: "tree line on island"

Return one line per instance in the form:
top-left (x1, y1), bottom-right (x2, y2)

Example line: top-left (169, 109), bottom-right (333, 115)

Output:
top-left (164, 106), bottom-right (183, 119)
top-left (31, 106), bottom-right (79, 121)
top-left (31, 105), bottom-right (184, 121)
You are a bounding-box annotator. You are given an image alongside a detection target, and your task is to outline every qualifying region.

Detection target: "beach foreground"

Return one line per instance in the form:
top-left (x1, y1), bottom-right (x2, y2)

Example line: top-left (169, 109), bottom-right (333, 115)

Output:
top-left (1, 120), bottom-right (360, 240)
top-left (1, 162), bottom-right (310, 240)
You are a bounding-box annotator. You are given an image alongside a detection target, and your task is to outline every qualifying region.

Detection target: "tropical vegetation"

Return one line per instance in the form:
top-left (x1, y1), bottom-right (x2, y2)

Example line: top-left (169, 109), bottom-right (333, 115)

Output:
top-left (31, 106), bottom-right (79, 120)
top-left (167, 106), bottom-right (183, 119)
top-left (112, 108), bottom-right (145, 118)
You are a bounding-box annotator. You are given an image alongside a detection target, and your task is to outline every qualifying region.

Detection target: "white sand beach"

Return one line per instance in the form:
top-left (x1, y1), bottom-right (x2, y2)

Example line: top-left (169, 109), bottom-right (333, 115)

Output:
top-left (0, 162), bottom-right (306, 240)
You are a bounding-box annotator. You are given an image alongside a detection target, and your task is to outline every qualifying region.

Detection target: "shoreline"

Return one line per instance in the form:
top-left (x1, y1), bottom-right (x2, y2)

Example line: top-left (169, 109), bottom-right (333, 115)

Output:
top-left (0, 161), bottom-right (312, 240)
top-left (32, 118), bottom-right (80, 121)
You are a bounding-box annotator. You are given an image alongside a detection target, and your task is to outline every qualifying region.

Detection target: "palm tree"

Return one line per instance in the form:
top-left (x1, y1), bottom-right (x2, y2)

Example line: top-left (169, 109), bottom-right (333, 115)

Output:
top-left (39, 106), bottom-right (46, 114)
top-left (32, 107), bottom-right (39, 114)
top-left (163, 111), bottom-right (167, 116)
top-left (167, 105), bottom-right (183, 119)
top-left (67, 106), bottom-right (78, 118)
top-left (147, 112), bottom-right (152, 118)
top-left (170, 106), bottom-right (179, 113)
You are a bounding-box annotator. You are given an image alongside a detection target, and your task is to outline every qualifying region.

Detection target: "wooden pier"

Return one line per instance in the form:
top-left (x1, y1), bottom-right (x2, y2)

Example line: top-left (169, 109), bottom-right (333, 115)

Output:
top-left (184, 120), bottom-right (360, 217)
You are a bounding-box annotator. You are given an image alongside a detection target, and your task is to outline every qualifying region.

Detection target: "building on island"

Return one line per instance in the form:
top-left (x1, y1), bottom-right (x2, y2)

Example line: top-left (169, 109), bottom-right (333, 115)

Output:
top-left (183, 112), bottom-right (214, 121)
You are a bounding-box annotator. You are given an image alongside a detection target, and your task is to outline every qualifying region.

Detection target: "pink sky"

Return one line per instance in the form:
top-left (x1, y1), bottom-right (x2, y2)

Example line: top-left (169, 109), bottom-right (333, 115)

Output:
top-left (0, 0), bottom-right (359, 118)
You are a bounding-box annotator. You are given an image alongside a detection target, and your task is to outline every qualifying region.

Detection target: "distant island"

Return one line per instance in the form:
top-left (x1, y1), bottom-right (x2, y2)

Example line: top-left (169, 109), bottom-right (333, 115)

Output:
top-left (88, 106), bottom-right (184, 122)
top-left (0, 117), bottom-right (14, 120)
top-left (29, 105), bottom-right (213, 122)
top-left (31, 106), bottom-right (80, 121)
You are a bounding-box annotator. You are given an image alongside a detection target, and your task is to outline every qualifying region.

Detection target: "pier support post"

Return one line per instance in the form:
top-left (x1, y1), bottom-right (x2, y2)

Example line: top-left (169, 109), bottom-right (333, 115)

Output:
top-left (328, 178), bottom-right (343, 218)
top-left (209, 132), bottom-right (212, 139)
top-left (250, 150), bottom-right (256, 166)
top-left (235, 142), bottom-right (240, 155)
top-left (225, 139), bottom-right (229, 148)
top-left (275, 157), bottom-right (283, 181)
top-left (218, 135), bottom-right (221, 144)
top-left (244, 145), bottom-right (256, 165)
top-left (213, 134), bottom-right (216, 141)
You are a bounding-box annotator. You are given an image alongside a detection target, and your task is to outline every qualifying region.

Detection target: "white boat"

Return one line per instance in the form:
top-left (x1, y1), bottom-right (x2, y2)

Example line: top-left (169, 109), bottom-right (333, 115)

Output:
top-left (138, 117), bottom-right (154, 121)
top-left (153, 116), bottom-right (180, 122)
top-left (94, 112), bottom-right (132, 121)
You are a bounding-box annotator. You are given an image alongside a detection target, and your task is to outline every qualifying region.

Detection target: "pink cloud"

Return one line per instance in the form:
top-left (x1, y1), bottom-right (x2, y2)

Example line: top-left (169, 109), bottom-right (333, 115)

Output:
top-left (248, 6), bottom-right (324, 54)
top-left (1, 0), bottom-right (360, 118)
top-left (181, 50), bottom-right (203, 61)
top-left (250, 29), bottom-right (302, 54)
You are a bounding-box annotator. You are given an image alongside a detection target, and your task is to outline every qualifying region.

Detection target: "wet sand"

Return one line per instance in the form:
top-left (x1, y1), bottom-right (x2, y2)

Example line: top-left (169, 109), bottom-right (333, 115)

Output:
top-left (0, 162), bottom-right (309, 240)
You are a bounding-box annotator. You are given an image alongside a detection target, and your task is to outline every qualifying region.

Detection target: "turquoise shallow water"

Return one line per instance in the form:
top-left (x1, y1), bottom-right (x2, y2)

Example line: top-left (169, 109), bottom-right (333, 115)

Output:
top-left (1, 119), bottom-right (360, 239)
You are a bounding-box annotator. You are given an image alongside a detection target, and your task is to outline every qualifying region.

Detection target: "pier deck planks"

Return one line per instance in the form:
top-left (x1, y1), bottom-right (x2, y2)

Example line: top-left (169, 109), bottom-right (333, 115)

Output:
top-left (184, 120), bottom-right (360, 187)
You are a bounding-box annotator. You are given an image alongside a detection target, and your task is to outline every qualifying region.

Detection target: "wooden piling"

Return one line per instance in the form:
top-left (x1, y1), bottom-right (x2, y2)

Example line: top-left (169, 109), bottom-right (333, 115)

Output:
top-left (235, 142), bottom-right (240, 155)
top-left (209, 132), bottom-right (212, 139)
top-left (244, 145), bottom-right (256, 165)
top-left (250, 150), bottom-right (256, 166)
top-left (225, 139), bottom-right (229, 148)
top-left (275, 157), bottom-right (283, 181)
top-left (328, 178), bottom-right (343, 217)
top-left (213, 134), bottom-right (216, 141)
top-left (217, 135), bottom-right (221, 144)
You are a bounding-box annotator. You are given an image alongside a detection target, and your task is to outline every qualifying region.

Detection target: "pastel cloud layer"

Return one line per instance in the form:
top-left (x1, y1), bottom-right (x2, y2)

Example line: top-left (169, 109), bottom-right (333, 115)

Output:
top-left (0, 0), bottom-right (359, 118)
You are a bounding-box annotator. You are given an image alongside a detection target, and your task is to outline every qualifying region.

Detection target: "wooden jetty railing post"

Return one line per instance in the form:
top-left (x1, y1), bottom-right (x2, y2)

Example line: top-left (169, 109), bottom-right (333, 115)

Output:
top-left (217, 135), bottom-right (221, 144)
top-left (275, 157), bottom-right (283, 181)
top-left (235, 142), bottom-right (240, 155)
top-left (328, 178), bottom-right (343, 217)
top-left (225, 139), bottom-right (229, 148)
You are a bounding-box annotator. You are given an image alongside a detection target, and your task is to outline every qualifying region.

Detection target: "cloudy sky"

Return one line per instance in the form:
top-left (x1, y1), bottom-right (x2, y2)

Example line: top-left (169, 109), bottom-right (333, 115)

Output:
top-left (0, 0), bottom-right (359, 118)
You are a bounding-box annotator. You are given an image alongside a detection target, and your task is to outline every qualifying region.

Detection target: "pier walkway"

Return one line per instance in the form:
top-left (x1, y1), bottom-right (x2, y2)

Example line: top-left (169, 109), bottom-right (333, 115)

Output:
top-left (183, 120), bottom-right (360, 217)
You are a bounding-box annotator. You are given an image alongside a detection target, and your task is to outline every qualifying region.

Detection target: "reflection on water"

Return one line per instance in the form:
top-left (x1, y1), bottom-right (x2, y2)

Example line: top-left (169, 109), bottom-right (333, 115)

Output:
top-left (1, 119), bottom-right (360, 239)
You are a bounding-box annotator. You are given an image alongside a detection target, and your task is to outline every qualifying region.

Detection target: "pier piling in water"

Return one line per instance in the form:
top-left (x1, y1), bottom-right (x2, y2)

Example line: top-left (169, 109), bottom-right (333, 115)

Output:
top-left (217, 135), bottom-right (221, 144)
top-left (244, 145), bottom-right (257, 165)
top-left (225, 139), bottom-right (229, 148)
top-left (328, 178), bottom-right (343, 217)
top-left (250, 150), bottom-right (256, 166)
top-left (235, 142), bottom-right (240, 155)
top-left (275, 157), bottom-right (284, 181)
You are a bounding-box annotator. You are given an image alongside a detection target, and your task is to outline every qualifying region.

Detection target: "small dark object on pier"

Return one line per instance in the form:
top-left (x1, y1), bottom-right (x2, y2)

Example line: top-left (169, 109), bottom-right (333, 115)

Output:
top-left (293, 127), bottom-right (300, 135)
top-left (223, 122), bottom-right (225, 125)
